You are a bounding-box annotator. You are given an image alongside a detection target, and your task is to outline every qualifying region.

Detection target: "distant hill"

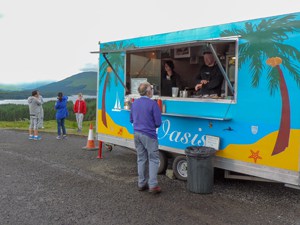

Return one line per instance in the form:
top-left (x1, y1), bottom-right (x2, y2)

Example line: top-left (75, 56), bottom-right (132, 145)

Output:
top-left (38, 71), bottom-right (97, 97)
top-left (0, 81), bottom-right (54, 91)
top-left (0, 71), bottom-right (97, 99)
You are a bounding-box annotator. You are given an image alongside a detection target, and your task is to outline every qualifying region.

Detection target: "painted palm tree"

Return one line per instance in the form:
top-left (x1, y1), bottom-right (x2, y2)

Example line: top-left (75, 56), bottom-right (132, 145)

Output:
top-left (220, 14), bottom-right (300, 155)
top-left (99, 42), bottom-right (135, 127)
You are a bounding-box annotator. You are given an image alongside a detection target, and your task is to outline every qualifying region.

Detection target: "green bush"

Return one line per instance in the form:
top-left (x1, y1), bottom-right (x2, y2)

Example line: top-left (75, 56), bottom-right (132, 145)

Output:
top-left (84, 99), bottom-right (97, 121)
top-left (0, 99), bottom-right (96, 122)
top-left (0, 104), bottom-right (29, 121)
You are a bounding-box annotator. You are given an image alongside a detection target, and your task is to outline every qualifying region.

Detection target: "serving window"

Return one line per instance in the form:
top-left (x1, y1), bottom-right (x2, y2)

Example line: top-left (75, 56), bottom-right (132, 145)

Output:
top-left (125, 40), bottom-right (237, 100)
top-left (126, 51), bottom-right (162, 95)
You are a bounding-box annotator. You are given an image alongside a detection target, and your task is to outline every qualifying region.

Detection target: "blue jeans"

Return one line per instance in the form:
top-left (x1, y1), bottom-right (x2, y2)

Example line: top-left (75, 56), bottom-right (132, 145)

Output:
top-left (57, 118), bottom-right (66, 136)
top-left (134, 132), bottom-right (159, 188)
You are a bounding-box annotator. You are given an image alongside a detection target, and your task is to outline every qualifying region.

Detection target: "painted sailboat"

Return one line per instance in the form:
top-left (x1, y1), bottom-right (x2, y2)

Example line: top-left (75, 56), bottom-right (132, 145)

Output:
top-left (112, 92), bottom-right (121, 111)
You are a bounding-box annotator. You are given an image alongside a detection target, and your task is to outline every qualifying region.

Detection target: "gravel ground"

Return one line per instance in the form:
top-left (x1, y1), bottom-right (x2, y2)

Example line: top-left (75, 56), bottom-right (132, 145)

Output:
top-left (1, 129), bottom-right (300, 225)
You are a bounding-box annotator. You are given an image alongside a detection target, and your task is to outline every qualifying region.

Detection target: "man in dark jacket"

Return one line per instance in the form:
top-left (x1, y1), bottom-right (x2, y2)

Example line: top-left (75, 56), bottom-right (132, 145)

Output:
top-left (195, 51), bottom-right (224, 97)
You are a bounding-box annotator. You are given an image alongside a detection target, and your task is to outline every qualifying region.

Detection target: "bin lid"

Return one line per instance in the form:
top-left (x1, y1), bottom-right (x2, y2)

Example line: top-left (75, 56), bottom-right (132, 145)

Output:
top-left (185, 146), bottom-right (216, 158)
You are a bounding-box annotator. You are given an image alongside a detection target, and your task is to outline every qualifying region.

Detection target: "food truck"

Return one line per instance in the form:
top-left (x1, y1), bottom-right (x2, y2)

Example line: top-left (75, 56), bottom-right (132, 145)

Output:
top-left (94, 12), bottom-right (300, 188)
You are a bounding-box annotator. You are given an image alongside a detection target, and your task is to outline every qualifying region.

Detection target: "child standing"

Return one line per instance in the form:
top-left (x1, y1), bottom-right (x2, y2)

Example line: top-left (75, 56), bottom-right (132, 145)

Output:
top-left (55, 92), bottom-right (69, 139)
top-left (73, 93), bottom-right (87, 132)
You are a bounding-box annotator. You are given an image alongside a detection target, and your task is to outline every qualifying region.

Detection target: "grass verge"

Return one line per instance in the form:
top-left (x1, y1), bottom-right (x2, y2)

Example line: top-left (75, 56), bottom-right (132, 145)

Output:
top-left (0, 120), bottom-right (96, 136)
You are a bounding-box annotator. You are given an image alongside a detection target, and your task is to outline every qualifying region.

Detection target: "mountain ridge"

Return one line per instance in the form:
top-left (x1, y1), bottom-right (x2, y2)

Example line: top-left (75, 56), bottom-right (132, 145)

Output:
top-left (0, 81), bottom-right (54, 91)
top-left (0, 71), bottom-right (97, 99)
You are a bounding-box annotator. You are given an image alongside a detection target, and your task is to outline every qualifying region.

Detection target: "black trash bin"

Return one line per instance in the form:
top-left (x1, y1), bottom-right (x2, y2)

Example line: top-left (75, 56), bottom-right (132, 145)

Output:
top-left (185, 146), bottom-right (216, 194)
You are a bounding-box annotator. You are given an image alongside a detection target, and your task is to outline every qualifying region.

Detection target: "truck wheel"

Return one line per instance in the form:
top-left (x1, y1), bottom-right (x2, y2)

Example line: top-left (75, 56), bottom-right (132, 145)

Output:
top-left (172, 156), bottom-right (187, 181)
top-left (105, 144), bottom-right (113, 151)
top-left (158, 151), bottom-right (168, 174)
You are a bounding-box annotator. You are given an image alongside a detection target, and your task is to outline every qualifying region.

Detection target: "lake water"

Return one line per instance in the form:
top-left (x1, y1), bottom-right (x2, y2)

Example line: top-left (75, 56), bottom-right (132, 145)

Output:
top-left (0, 95), bottom-right (96, 105)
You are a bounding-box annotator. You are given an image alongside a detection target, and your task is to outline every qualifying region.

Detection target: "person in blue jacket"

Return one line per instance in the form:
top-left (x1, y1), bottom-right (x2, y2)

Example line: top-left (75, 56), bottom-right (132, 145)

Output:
top-left (55, 92), bottom-right (69, 139)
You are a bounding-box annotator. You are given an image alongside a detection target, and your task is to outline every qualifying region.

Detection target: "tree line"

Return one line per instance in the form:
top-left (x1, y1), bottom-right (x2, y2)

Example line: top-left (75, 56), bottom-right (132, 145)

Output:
top-left (0, 99), bottom-right (96, 121)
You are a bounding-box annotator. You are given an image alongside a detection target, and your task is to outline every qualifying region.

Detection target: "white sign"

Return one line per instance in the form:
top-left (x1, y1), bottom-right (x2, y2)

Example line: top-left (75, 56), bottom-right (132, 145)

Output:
top-left (205, 135), bottom-right (220, 150)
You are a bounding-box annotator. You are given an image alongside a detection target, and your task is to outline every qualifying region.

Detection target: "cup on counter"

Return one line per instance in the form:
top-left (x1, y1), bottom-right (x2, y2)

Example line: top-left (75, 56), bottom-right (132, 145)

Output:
top-left (162, 103), bottom-right (166, 113)
top-left (182, 90), bottom-right (188, 98)
top-left (172, 87), bottom-right (179, 97)
top-left (179, 90), bottom-right (183, 97)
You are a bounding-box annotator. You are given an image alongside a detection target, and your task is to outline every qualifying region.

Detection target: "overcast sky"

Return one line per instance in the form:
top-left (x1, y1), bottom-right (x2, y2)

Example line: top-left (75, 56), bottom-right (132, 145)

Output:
top-left (0, 0), bottom-right (300, 84)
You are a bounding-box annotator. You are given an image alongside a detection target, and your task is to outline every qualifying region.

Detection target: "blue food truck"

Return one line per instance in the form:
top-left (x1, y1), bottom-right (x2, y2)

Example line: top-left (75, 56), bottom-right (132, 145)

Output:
top-left (94, 12), bottom-right (300, 188)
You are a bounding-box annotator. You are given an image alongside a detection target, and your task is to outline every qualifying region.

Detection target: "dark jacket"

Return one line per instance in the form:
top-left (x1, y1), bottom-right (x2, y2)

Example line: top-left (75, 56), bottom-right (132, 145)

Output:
top-left (196, 64), bottom-right (224, 96)
top-left (161, 71), bottom-right (183, 96)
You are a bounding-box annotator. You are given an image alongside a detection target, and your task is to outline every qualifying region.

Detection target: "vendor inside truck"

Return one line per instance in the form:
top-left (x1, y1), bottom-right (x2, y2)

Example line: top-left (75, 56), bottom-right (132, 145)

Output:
top-left (194, 50), bottom-right (224, 97)
top-left (125, 41), bottom-right (236, 100)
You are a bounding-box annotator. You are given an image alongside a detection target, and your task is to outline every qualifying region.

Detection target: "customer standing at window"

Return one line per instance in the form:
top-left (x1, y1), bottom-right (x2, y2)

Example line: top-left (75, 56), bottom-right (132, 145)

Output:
top-left (161, 60), bottom-right (183, 96)
top-left (130, 82), bottom-right (162, 194)
top-left (55, 92), bottom-right (68, 140)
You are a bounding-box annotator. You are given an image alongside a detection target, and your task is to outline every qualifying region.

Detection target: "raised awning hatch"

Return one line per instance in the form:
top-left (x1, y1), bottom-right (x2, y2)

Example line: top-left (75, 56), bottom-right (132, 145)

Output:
top-left (91, 37), bottom-right (238, 95)
top-left (91, 38), bottom-right (238, 54)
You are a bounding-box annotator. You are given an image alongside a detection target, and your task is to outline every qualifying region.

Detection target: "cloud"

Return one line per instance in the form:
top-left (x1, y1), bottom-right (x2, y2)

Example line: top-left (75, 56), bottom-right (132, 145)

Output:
top-left (80, 63), bottom-right (98, 72)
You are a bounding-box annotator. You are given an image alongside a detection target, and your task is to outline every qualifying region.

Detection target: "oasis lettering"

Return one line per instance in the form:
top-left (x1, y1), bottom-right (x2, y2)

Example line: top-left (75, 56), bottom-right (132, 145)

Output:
top-left (158, 119), bottom-right (205, 146)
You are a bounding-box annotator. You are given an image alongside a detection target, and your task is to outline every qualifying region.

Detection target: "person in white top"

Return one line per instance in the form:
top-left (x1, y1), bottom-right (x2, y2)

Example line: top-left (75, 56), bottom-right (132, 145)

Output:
top-left (37, 91), bottom-right (44, 129)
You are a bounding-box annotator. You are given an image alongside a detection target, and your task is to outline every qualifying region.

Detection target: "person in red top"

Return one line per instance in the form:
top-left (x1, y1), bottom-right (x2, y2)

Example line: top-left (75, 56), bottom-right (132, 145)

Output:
top-left (73, 93), bottom-right (87, 132)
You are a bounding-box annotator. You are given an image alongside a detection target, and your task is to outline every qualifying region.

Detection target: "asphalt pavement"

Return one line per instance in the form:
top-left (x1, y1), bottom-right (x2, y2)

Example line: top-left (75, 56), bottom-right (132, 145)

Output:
top-left (1, 129), bottom-right (300, 225)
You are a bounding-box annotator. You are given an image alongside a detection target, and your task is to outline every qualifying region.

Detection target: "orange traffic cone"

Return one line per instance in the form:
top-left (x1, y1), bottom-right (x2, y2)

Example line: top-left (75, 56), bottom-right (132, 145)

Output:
top-left (82, 123), bottom-right (98, 150)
